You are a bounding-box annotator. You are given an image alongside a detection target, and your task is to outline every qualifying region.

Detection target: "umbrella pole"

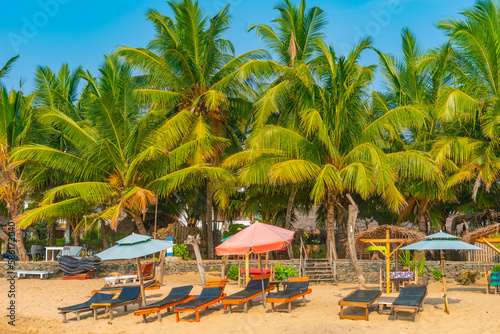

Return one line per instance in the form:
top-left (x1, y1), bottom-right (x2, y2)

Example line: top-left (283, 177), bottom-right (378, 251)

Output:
top-left (386, 229), bottom-right (391, 294)
top-left (136, 257), bottom-right (146, 306)
top-left (245, 254), bottom-right (250, 285)
top-left (259, 254), bottom-right (266, 308)
top-left (441, 250), bottom-right (449, 314)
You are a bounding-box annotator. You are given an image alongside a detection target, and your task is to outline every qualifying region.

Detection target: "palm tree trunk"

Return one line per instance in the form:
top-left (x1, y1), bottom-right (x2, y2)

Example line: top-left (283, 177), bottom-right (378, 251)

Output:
top-left (346, 194), bottom-right (365, 289)
top-left (134, 215), bottom-right (148, 235)
top-left (285, 189), bottom-right (296, 259)
top-left (73, 229), bottom-right (80, 246)
top-left (101, 222), bottom-right (110, 249)
top-left (14, 227), bottom-right (26, 261)
top-left (206, 185), bottom-right (215, 259)
top-left (49, 222), bottom-right (56, 246)
top-left (417, 200), bottom-right (427, 233)
top-left (326, 191), bottom-right (338, 260)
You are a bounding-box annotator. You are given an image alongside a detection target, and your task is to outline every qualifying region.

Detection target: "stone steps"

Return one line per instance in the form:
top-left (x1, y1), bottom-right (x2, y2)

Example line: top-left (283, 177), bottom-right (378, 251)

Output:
top-left (303, 259), bottom-right (337, 284)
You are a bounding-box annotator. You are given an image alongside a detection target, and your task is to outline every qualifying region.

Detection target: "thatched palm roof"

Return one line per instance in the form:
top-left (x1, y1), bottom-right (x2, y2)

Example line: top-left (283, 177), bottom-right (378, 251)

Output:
top-left (349, 225), bottom-right (426, 252)
top-left (462, 223), bottom-right (500, 244)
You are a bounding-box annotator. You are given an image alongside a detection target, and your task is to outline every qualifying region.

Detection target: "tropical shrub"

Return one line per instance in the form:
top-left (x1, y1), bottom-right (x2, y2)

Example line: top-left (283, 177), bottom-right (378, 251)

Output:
top-left (274, 262), bottom-right (299, 281)
top-left (226, 265), bottom-right (239, 280)
top-left (432, 269), bottom-right (443, 280)
top-left (222, 224), bottom-right (247, 239)
top-left (173, 244), bottom-right (191, 260)
top-left (493, 265), bottom-right (500, 272)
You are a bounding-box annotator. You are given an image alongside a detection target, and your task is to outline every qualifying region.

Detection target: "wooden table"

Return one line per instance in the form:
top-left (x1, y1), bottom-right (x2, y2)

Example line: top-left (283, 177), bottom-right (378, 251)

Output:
top-left (377, 296), bottom-right (396, 315)
top-left (45, 247), bottom-right (64, 261)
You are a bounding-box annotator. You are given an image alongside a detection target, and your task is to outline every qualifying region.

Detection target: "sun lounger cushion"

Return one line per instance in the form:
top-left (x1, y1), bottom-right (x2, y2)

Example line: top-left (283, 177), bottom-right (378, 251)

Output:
top-left (58, 293), bottom-right (114, 311)
top-left (138, 286), bottom-right (193, 309)
top-left (224, 279), bottom-right (270, 300)
top-left (342, 290), bottom-right (381, 303)
top-left (393, 286), bottom-right (427, 307)
top-left (174, 287), bottom-right (223, 310)
top-left (105, 287), bottom-right (141, 305)
top-left (101, 280), bottom-right (156, 291)
top-left (267, 280), bottom-right (309, 299)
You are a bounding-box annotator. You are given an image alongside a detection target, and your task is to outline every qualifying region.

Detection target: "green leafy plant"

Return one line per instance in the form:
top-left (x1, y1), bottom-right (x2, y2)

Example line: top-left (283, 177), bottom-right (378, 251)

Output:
top-left (432, 269), bottom-right (443, 280)
top-left (274, 262), bottom-right (299, 281)
top-left (173, 244), bottom-right (191, 260)
top-left (493, 265), bottom-right (500, 272)
top-left (226, 265), bottom-right (239, 280)
top-left (222, 224), bottom-right (247, 239)
top-left (399, 250), bottom-right (426, 277)
top-left (308, 245), bottom-right (326, 258)
top-left (399, 250), bottom-right (412, 267)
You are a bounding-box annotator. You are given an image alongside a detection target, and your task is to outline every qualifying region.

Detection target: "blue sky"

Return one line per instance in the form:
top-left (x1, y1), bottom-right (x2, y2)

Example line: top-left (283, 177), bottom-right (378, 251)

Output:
top-left (0, 0), bottom-right (474, 92)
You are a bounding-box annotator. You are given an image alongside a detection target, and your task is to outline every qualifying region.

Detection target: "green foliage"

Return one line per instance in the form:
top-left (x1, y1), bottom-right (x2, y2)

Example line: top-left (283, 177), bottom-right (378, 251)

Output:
top-left (493, 265), bottom-right (500, 272)
top-left (222, 224), bottom-right (247, 239)
top-left (399, 250), bottom-right (426, 277)
top-left (274, 262), bottom-right (299, 281)
top-left (173, 244), bottom-right (191, 260)
top-left (226, 265), bottom-right (239, 280)
top-left (432, 269), bottom-right (443, 280)
top-left (308, 245), bottom-right (326, 258)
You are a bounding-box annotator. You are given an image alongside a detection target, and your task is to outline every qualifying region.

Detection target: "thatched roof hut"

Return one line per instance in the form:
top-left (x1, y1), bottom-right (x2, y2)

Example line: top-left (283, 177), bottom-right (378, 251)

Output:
top-left (349, 225), bottom-right (426, 252)
top-left (462, 223), bottom-right (500, 244)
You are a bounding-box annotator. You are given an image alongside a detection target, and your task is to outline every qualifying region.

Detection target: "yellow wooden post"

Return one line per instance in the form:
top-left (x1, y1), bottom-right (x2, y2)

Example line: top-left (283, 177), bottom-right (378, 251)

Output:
top-left (386, 229), bottom-right (391, 294)
top-left (258, 253), bottom-right (261, 269)
top-left (245, 254), bottom-right (250, 285)
top-left (265, 252), bottom-right (269, 269)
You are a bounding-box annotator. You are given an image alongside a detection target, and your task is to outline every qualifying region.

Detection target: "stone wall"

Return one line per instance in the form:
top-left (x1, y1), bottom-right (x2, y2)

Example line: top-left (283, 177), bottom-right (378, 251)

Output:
top-left (1, 258), bottom-right (497, 284)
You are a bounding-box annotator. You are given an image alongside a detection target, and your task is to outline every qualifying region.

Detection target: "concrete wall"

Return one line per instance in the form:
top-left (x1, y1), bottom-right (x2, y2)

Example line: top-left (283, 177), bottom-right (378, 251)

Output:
top-left (1, 258), bottom-right (497, 284)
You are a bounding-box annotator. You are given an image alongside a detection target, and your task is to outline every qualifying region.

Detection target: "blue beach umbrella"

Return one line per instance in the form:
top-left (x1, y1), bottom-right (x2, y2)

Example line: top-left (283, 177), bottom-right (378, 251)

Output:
top-left (96, 234), bottom-right (175, 305)
top-left (401, 232), bottom-right (482, 314)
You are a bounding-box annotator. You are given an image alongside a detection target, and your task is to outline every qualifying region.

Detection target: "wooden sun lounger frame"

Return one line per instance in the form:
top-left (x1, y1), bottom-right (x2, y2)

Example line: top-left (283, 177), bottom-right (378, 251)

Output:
top-left (91, 280), bottom-right (160, 295)
top-left (92, 296), bottom-right (142, 321)
top-left (266, 277), bottom-right (312, 313)
top-left (338, 290), bottom-right (382, 321)
top-left (134, 295), bottom-right (195, 323)
top-left (174, 280), bottom-right (228, 323)
top-left (391, 289), bottom-right (428, 322)
top-left (222, 275), bottom-right (275, 313)
top-left (59, 305), bottom-right (105, 323)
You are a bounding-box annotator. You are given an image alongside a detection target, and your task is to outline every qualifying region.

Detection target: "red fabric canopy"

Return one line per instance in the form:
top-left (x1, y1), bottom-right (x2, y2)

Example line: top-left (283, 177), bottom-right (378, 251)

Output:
top-left (215, 222), bottom-right (295, 255)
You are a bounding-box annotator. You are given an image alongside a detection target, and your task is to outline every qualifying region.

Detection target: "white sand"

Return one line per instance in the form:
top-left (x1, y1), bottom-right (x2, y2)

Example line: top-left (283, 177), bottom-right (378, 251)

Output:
top-left (1, 272), bottom-right (498, 334)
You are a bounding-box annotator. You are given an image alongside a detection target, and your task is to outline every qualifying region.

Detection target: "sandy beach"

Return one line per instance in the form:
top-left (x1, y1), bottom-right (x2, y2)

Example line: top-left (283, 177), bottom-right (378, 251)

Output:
top-left (1, 272), bottom-right (498, 334)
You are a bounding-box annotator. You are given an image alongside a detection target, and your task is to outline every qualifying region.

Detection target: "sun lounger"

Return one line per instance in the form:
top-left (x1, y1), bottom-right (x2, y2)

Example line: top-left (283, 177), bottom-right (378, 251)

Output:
top-left (174, 280), bottom-right (227, 322)
top-left (391, 286), bottom-right (427, 322)
top-left (266, 277), bottom-right (312, 313)
top-left (129, 262), bottom-right (155, 280)
top-left (91, 279), bottom-right (160, 295)
top-left (13, 270), bottom-right (52, 279)
top-left (134, 285), bottom-right (194, 323)
top-left (339, 289), bottom-right (382, 321)
top-left (91, 286), bottom-right (142, 321)
top-left (221, 275), bottom-right (275, 313)
top-left (58, 292), bottom-right (115, 323)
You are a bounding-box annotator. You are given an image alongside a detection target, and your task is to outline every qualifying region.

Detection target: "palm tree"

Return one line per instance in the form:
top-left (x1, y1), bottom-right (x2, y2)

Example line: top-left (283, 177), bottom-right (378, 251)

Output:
top-left (0, 86), bottom-right (36, 261)
top-left (225, 37), bottom-right (407, 257)
top-left (367, 29), bottom-right (454, 232)
top-left (0, 55), bottom-right (20, 82)
top-left (118, 0), bottom-right (264, 258)
top-left (431, 0), bottom-right (500, 214)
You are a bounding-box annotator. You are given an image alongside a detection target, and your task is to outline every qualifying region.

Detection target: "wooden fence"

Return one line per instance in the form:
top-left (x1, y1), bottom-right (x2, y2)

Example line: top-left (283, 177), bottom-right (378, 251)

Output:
top-left (468, 242), bottom-right (500, 262)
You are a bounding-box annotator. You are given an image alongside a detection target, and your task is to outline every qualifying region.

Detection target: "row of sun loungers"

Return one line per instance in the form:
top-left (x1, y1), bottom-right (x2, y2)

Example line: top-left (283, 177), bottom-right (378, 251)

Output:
top-left (58, 277), bottom-right (312, 323)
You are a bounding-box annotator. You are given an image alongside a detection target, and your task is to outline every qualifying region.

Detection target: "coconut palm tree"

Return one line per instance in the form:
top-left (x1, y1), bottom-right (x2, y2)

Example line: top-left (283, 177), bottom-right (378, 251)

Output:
top-left (117, 0), bottom-right (265, 258)
top-left (0, 85), bottom-right (36, 261)
top-left (0, 55), bottom-right (19, 83)
top-left (431, 0), bottom-right (500, 213)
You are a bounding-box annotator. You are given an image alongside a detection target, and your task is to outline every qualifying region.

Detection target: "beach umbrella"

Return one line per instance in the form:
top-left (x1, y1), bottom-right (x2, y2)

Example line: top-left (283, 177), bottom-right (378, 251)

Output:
top-left (401, 231), bottom-right (482, 314)
top-left (96, 234), bottom-right (175, 305)
top-left (215, 222), bottom-right (295, 307)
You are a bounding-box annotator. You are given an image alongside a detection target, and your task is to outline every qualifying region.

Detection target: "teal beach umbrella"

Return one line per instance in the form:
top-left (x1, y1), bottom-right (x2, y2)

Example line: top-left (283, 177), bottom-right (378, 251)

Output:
top-left (96, 234), bottom-right (175, 305)
top-left (401, 232), bottom-right (482, 314)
